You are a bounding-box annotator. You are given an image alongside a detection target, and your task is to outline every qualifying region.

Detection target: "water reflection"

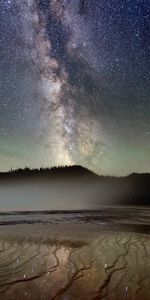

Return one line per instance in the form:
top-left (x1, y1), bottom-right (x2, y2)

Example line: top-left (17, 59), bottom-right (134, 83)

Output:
top-left (0, 230), bottom-right (149, 300)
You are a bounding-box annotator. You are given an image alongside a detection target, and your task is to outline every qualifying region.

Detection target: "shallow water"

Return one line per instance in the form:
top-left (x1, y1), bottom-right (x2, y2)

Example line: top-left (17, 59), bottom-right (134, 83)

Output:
top-left (0, 209), bottom-right (149, 300)
top-left (0, 207), bottom-right (150, 226)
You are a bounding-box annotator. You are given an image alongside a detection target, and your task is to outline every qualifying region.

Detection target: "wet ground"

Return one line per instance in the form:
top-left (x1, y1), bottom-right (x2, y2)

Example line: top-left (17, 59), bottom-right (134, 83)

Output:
top-left (0, 208), bottom-right (149, 300)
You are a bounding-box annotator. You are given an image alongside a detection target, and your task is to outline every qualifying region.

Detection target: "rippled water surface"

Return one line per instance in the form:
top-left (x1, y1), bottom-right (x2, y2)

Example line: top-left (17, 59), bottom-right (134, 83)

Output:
top-left (0, 208), bottom-right (149, 300)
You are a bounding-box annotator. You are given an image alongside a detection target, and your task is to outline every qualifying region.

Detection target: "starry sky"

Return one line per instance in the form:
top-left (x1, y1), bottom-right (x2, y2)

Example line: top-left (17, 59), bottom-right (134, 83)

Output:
top-left (0, 0), bottom-right (149, 175)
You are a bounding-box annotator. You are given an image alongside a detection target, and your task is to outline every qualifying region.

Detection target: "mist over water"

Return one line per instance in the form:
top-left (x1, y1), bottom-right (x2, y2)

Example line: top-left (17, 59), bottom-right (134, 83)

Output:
top-left (0, 180), bottom-right (94, 210)
top-left (0, 179), bottom-right (131, 211)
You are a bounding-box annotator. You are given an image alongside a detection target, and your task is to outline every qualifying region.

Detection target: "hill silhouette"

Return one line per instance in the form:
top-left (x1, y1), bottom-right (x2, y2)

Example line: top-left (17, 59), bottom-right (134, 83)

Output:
top-left (0, 165), bottom-right (99, 179)
top-left (0, 165), bottom-right (149, 206)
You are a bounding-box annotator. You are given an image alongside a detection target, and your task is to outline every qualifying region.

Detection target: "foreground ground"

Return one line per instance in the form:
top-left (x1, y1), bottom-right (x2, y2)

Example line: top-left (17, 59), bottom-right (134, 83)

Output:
top-left (0, 209), bottom-right (149, 300)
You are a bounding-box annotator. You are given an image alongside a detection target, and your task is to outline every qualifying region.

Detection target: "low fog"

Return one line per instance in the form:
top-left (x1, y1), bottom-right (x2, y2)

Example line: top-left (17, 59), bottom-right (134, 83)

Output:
top-left (0, 178), bottom-right (132, 211)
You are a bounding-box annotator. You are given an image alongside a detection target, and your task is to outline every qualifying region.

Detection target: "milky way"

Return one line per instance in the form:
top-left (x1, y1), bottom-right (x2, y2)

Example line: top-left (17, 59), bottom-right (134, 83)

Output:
top-left (0, 0), bottom-right (150, 175)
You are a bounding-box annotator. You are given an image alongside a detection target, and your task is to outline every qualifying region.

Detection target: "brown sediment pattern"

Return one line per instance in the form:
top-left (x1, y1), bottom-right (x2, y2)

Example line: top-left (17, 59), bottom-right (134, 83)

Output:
top-left (0, 225), bottom-right (149, 300)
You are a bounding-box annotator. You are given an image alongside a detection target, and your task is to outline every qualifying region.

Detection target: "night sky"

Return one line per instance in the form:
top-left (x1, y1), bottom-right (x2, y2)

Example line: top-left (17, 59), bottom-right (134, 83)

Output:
top-left (0, 0), bottom-right (149, 175)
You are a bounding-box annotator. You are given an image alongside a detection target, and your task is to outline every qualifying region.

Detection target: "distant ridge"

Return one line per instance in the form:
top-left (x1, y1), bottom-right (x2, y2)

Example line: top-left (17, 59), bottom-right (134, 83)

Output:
top-left (0, 165), bottom-right (99, 179)
top-left (0, 165), bottom-right (149, 178)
